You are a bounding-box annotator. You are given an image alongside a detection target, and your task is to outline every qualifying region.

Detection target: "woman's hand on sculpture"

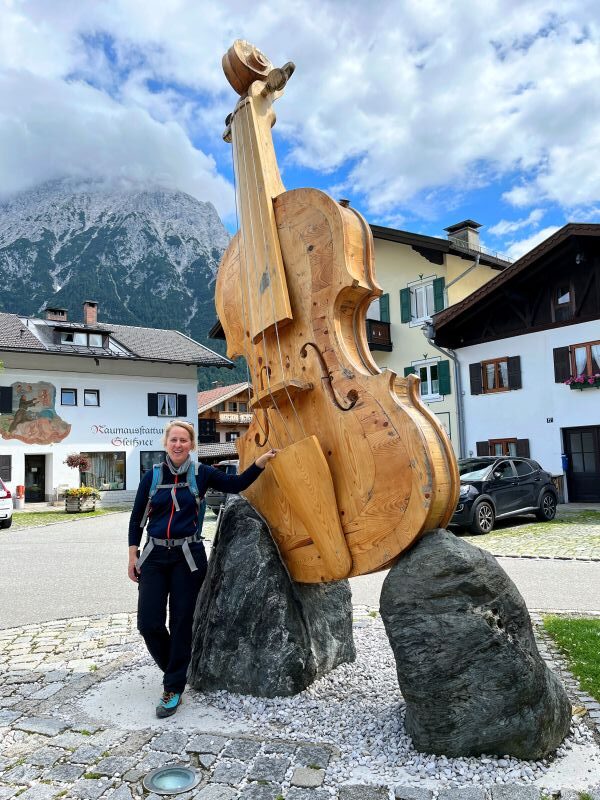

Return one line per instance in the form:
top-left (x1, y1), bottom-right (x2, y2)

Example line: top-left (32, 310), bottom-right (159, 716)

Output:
top-left (255, 449), bottom-right (278, 469)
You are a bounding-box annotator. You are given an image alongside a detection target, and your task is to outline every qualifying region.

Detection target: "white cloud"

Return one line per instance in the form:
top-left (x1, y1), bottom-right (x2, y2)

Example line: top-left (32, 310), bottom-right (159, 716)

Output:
top-left (1, 0), bottom-right (600, 229)
top-left (505, 225), bottom-right (561, 260)
top-left (0, 71), bottom-right (233, 215)
top-left (488, 209), bottom-right (545, 236)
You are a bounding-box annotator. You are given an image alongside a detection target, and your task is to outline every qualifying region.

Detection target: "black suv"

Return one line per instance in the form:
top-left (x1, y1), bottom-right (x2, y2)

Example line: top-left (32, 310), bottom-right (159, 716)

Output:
top-left (451, 456), bottom-right (558, 535)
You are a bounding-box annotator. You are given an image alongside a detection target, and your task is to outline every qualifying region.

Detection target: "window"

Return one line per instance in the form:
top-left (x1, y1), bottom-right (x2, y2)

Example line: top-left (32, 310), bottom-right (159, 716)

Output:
top-left (400, 278), bottom-right (445, 324)
top-left (469, 356), bottom-right (521, 394)
top-left (140, 450), bottom-right (166, 478)
top-left (148, 393), bottom-right (187, 417)
top-left (238, 402), bottom-right (248, 412)
top-left (158, 393), bottom-right (177, 417)
top-left (482, 358), bottom-right (509, 392)
top-left (60, 331), bottom-right (104, 347)
top-left (0, 455), bottom-right (11, 482)
top-left (80, 451), bottom-right (125, 490)
top-left (552, 283), bottom-right (574, 322)
top-left (405, 359), bottom-right (451, 398)
top-left (228, 402), bottom-right (238, 412)
top-left (513, 459), bottom-right (534, 476)
top-left (491, 460), bottom-right (515, 478)
top-left (476, 438), bottom-right (530, 457)
top-left (367, 294), bottom-right (390, 323)
top-left (0, 386), bottom-right (12, 414)
top-left (490, 439), bottom-right (517, 457)
top-left (572, 341), bottom-right (600, 378)
top-left (226, 431), bottom-right (240, 441)
top-left (61, 388), bottom-right (77, 406)
top-left (84, 390), bottom-right (100, 406)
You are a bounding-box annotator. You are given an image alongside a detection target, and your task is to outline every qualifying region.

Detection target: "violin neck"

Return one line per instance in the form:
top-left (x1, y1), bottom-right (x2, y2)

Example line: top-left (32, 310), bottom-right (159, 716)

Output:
top-left (230, 89), bottom-right (293, 342)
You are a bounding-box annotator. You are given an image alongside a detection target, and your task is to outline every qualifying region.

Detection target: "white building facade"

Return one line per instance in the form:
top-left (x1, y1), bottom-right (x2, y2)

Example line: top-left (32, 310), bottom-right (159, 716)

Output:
top-left (0, 304), bottom-right (231, 503)
top-left (456, 317), bottom-right (599, 499)
top-left (433, 223), bottom-right (600, 503)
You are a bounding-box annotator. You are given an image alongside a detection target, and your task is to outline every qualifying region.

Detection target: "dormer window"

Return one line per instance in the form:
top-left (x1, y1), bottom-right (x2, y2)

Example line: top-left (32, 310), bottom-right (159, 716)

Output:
top-left (59, 331), bottom-right (104, 347)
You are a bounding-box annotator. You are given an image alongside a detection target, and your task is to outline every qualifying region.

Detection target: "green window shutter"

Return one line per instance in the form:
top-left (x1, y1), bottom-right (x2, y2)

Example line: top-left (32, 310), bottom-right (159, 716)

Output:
top-left (379, 293), bottom-right (390, 323)
top-left (438, 360), bottom-right (451, 395)
top-left (404, 366), bottom-right (417, 377)
top-left (400, 288), bottom-right (411, 323)
top-left (433, 277), bottom-right (445, 313)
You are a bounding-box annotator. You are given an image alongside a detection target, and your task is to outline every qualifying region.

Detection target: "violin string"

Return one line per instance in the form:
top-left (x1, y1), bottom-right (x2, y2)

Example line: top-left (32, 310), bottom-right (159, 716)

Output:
top-left (231, 108), bottom-right (282, 451)
top-left (232, 104), bottom-right (288, 449)
top-left (235, 98), bottom-right (294, 448)
top-left (230, 110), bottom-right (279, 450)
top-left (241, 99), bottom-right (307, 441)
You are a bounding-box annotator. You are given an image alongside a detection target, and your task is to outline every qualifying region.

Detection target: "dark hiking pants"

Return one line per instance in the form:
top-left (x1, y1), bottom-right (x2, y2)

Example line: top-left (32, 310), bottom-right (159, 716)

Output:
top-left (137, 541), bottom-right (207, 693)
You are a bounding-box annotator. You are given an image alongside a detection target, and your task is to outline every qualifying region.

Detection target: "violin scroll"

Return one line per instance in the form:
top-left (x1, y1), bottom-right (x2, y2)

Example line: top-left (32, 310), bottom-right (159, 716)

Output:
top-left (223, 39), bottom-right (294, 97)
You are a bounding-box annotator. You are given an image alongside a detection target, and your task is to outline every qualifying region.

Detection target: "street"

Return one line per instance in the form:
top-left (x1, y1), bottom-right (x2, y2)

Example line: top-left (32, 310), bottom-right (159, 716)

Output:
top-left (2, 512), bottom-right (600, 628)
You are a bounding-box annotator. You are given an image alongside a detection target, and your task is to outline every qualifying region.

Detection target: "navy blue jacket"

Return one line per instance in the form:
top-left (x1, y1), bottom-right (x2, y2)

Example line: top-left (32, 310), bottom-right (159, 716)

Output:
top-left (128, 461), bottom-right (262, 547)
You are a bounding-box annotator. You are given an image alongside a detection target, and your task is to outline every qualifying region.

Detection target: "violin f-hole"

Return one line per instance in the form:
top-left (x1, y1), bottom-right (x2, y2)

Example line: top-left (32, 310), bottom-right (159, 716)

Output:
top-left (300, 342), bottom-right (358, 411)
top-left (254, 409), bottom-right (270, 448)
top-left (259, 364), bottom-right (272, 391)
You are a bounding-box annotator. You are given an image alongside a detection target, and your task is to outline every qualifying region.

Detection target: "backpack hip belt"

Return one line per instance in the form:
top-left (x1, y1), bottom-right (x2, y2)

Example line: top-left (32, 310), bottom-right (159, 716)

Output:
top-left (136, 533), bottom-right (202, 573)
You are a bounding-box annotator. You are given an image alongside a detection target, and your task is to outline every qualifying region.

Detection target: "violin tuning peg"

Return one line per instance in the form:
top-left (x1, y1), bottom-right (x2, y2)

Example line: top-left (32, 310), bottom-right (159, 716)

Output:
top-left (262, 62), bottom-right (296, 96)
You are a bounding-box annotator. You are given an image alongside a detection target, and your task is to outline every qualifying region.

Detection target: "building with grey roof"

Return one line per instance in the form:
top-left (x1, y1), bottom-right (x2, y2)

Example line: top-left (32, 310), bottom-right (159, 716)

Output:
top-left (0, 302), bottom-right (231, 504)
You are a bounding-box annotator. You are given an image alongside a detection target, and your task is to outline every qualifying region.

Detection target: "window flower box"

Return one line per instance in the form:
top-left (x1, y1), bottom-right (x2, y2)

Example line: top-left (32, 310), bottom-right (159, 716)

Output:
top-left (565, 374), bottom-right (600, 390)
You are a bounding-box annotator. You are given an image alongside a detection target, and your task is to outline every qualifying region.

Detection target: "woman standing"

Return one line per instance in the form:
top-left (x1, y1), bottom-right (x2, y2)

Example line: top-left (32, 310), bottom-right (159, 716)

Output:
top-left (128, 419), bottom-right (275, 718)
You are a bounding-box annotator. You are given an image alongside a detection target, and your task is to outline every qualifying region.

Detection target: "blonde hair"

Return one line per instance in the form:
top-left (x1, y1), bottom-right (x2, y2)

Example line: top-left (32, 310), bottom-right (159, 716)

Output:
top-left (162, 420), bottom-right (197, 449)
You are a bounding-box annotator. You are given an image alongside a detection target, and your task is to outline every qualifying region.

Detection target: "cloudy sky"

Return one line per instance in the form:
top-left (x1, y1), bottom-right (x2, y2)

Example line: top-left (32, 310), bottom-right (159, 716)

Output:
top-left (2, 0), bottom-right (599, 258)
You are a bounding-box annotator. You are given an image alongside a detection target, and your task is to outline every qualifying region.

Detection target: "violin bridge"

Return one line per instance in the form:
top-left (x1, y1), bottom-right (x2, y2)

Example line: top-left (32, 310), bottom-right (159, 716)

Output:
top-left (250, 379), bottom-right (313, 410)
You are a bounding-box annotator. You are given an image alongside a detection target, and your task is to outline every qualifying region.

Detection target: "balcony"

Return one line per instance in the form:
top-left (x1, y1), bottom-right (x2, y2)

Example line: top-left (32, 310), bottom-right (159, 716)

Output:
top-left (366, 319), bottom-right (392, 352)
top-left (218, 412), bottom-right (253, 425)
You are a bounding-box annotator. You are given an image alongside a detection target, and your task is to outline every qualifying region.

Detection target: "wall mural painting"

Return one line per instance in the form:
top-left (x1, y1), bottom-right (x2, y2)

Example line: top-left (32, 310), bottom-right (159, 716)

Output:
top-left (0, 382), bottom-right (71, 444)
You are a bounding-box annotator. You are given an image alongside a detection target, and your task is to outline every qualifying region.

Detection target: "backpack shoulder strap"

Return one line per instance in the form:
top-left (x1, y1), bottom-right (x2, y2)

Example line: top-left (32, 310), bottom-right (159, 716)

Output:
top-left (149, 463), bottom-right (163, 498)
top-left (140, 463), bottom-right (163, 528)
top-left (187, 463), bottom-right (200, 504)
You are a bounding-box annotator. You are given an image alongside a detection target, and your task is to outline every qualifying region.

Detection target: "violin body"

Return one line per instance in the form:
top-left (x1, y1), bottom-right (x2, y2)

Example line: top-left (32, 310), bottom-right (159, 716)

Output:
top-left (215, 41), bottom-right (460, 583)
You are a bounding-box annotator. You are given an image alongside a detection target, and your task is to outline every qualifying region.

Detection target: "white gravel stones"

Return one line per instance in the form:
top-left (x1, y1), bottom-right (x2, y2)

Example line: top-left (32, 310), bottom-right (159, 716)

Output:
top-left (198, 616), bottom-right (594, 789)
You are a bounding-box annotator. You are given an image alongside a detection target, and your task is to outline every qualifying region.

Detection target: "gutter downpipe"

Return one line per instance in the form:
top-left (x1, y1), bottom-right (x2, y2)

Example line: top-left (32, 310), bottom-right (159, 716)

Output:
top-left (422, 321), bottom-right (467, 459)
top-left (424, 251), bottom-right (481, 459)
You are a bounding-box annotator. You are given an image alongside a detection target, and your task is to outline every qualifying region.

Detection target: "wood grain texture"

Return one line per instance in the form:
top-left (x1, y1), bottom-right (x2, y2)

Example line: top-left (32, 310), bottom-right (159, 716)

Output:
top-left (216, 44), bottom-right (460, 582)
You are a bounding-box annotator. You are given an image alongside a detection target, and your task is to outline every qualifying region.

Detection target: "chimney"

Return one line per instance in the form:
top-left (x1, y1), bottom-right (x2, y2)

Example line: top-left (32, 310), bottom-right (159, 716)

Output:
top-left (444, 219), bottom-right (482, 251)
top-left (83, 301), bottom-right (98, 326)
top-left (44, 307), bottom-right (68, 322)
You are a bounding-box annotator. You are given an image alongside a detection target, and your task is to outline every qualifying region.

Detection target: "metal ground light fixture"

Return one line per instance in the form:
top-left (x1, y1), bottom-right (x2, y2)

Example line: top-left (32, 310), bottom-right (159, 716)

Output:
top-left (142, 765), bottom-right (201, 795)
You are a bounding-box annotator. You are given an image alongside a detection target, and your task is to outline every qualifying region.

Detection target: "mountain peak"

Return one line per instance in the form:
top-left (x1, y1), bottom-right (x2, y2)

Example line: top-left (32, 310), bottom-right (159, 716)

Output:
top-left (0, 178), bottom-right (231, 347)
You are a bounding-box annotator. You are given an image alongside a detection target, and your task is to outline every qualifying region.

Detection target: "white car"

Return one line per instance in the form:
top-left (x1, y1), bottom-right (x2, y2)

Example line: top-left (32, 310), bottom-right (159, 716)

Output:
top-left (0, 478), bottom-right (13, 529)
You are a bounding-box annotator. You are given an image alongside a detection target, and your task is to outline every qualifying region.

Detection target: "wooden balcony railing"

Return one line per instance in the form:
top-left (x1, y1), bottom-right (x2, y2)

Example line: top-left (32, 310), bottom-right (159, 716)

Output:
top-left (366, 319), bottom-right (393, 351)
top-left (218, 412), bottom-right (253, 424)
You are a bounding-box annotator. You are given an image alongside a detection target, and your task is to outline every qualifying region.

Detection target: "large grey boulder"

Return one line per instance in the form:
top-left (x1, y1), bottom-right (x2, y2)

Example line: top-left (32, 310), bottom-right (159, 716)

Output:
top-left (188, 496), bottom-right (355, 697)
top-left (380, 529), bottom-right (571, 759)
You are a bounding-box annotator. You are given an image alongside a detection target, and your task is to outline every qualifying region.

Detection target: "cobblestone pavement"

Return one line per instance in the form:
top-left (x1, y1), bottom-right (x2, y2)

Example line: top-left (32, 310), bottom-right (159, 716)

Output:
top-left (1, 612), bottom-right (600, 800)
top-left (460, 511), bottom-right (600, 561)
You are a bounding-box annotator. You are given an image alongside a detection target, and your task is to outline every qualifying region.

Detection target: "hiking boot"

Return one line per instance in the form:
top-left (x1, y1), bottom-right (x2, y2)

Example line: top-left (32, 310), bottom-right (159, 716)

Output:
top-left (156, 691), bottom-right (182, 718)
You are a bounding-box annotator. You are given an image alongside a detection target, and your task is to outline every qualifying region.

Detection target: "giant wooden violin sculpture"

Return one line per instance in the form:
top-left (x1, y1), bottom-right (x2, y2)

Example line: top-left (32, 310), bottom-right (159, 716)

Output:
top-left (216, 40), bottom-right (460, 583)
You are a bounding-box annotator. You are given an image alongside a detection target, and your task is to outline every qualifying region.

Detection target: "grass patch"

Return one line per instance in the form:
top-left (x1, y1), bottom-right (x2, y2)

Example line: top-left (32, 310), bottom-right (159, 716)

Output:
top-left (84, 772), bottom-right (102, 780)
top-left (10, 508), bottom-right (124, 530)
top-left (368, 610), bottom-right (378, 618)
top-left (543, 616), bottom-right (600, 701)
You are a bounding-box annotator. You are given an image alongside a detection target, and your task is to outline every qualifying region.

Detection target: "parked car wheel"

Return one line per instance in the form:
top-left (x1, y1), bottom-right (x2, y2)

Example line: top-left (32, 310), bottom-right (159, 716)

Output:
top-left (536, 491), bottom-right (557, 522)
top-left (470, 500), bottom-right (495, 535)
top-left (0, 518), bottom-right (12, 529)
